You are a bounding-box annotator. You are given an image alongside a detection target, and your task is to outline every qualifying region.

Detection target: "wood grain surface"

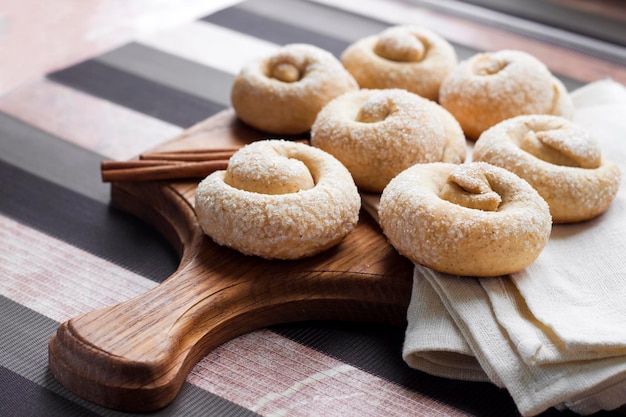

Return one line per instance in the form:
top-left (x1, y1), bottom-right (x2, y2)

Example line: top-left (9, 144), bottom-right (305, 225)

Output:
top-left (48, 110), bottom-right (414, 412)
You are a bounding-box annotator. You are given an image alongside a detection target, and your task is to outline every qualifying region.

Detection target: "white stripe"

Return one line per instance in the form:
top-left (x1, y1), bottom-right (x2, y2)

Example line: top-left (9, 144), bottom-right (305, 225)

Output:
top-left (0, 215), bottom-right (157, 323)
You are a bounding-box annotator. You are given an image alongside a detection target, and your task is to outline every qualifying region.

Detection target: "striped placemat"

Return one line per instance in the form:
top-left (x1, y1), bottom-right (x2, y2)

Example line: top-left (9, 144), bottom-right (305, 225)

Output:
top-left (0, 0), bottom-right (607, 415)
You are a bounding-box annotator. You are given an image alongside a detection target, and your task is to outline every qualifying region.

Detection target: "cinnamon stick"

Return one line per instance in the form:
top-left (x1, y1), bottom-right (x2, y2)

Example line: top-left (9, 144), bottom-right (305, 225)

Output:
top-left (142, 147), bottom-right (241, 155)
top-left (140, 150), bottom-right (236, 162)
top-left (101, 140), bottom-right (310, 183)
top-left (102, 160), bottom-right (177, 170)
top-left (101, 160), bottom-right (228, 182)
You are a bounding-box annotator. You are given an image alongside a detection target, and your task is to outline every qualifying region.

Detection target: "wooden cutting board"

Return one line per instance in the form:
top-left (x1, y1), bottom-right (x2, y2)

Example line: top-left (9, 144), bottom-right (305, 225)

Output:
top-left (48, 110), bottom-right (415, 412)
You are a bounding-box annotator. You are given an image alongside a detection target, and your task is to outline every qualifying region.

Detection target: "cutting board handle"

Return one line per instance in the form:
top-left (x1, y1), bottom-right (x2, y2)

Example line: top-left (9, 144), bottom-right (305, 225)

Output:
top-left (48, 236), bottom-right (260, 411)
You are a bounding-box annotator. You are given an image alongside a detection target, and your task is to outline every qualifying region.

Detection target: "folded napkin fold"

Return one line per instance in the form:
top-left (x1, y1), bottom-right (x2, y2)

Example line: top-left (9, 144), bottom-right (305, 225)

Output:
top-left (402, 79), bottom-right (626, 416)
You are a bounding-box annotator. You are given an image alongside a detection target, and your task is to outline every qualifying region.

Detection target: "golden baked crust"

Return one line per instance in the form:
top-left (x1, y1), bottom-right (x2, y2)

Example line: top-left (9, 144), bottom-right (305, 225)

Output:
top-left (439, 50), bottom-right (574, 140)
top-left (310, 88), bottom-right (466, 193)
top-left (379, 162), bottom-right (552, 276)
top-left (195, 140), bottom-right (360, 260)
top-left (341, 26), bottom-right (457, 101)
top-left (473, 115), bottom-right (622, 223)
top-left (230, 44), bottom-right (358, 134)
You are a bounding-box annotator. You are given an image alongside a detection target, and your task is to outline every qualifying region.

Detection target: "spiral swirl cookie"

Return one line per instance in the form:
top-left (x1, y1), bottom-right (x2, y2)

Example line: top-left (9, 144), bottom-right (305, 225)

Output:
top-left (439, 50), bottom-right (574, 140)
top-left (230, 44), bottom-right (358, 135)
top-left (194, 140), bottom-right (360, 260)
top-left (341, 26), bottom-right (457, 101)
top-left (473, 115), bottom-right (621, 223)
top-left (379, 162), bottom-right (552, 276)
top-left (310, 88), bottom-right (466, 193)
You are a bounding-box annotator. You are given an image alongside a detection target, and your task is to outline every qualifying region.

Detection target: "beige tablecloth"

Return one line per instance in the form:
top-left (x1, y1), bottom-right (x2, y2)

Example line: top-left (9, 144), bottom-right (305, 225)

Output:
top-left (403, 79), bottom-right (626, 416)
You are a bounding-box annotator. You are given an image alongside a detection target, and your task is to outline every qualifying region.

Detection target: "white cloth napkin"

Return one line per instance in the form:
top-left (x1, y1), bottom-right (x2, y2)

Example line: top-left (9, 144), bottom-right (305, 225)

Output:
top-left (401, 79), bottom-right (626, 416)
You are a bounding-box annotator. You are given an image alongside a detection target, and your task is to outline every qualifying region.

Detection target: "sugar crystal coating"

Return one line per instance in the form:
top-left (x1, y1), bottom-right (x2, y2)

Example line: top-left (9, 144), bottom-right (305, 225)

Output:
top-left (379, 162), bottom-right (552, 276)
top-left (473, 114), bottom-right (622, 223)
top-left (231, 44), bottom-right (358, 134)
top-left (439, 50), bottom-right (574, 140)
top-left (311, 89), bottom-right (465, 193)
top-left (341, 26), bottom-right (457, 101)
top-left (195, 140), bottom-right (360, 260)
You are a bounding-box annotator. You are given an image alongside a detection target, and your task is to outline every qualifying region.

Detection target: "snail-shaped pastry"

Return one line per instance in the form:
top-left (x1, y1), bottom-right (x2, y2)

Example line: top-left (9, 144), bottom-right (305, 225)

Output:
top-left (379, 162), bottom-right (552, 276)
top-left (341, 26), bottom-right (457, 101)
top-left (473, 115), bottom-right (622, 223)
top-left (310, 88), bottom-right (466, 193)
top-left (230, 44), bottom-right (358, 134)
top-left (194, 140), bottom-right (360, 260)
top-left (439, 50), bottom-right (574, 140)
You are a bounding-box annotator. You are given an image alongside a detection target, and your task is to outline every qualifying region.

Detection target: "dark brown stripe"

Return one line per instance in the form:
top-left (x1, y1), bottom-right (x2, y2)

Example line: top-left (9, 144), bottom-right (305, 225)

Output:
top-left (202, 3), bottom-right (350, 57)
top-left (438, 0), bottom-right (626, 47)
top-left (96, 42), bottom-right (234, 107)
top-left (48, 59), bottom-right (226, 128)
top-left (0, 160), bottom-right (178, 283)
